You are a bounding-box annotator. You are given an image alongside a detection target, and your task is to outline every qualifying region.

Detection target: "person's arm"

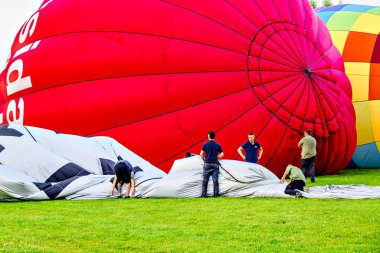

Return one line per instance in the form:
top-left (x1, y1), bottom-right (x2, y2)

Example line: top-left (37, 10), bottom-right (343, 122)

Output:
top-left (237, 146), bottom-right (246, 160)
top-left (297, 138), bottom-right (303, 148)
top-left (200, 150), bottom-right (205, 161)
top-left (258, 147), bottom-right (263, 160)
top-left (130, 178), bottom-right (136, 197)
top-left (218, 152), bottom-right (224, 159)
top-left (111, 176), bottom-right (117, 196)
top-left (280, 173), bottom-right (287, 184)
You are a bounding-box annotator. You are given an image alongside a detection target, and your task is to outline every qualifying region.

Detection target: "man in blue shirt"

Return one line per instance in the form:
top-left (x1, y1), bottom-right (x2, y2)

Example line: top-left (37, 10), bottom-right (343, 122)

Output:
top-left (237, 133), bottom-right (263, 163)
top-left (200, 131), bottom-right (224, 197)
top-left (110, 158), bottom-right (136, 198)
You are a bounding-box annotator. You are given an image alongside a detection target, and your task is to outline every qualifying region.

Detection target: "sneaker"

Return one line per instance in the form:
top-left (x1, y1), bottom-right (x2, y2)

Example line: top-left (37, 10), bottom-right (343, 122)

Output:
top-left (295, 192), bottom-right (303, 198)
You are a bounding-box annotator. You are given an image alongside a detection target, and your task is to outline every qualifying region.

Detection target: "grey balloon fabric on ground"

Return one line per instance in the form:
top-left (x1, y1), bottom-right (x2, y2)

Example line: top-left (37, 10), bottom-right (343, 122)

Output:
top-left (143, 156), bottom-right (289, 198)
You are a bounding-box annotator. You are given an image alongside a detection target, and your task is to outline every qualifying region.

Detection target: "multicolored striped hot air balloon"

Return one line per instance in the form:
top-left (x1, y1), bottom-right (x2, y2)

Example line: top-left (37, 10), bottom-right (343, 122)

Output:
top-left (317, 4), bottom-right (380, 168)
top-left (0, 0), bottom-right (356, 175)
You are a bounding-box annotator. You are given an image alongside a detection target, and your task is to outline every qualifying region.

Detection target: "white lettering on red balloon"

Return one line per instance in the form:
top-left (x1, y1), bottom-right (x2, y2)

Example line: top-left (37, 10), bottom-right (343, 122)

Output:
top-left (0, 0), bottom-right (53, 124)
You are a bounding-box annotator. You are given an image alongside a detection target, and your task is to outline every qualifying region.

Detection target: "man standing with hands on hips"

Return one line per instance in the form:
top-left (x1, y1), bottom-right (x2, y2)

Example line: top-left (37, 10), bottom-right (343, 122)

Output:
top-left (237, 133), bottom-right (263, 164)
top-left (200, 131), bottom-right (224, 197)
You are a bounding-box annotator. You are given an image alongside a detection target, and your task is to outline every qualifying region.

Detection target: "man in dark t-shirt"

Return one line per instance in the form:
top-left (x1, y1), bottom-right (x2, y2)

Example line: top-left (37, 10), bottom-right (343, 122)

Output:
top-left (110, 158), bottom-right (136, 198)
top-left (237, 133), bottom-right (263, 164)
top-left (200, 131), bottom-right (224, 197)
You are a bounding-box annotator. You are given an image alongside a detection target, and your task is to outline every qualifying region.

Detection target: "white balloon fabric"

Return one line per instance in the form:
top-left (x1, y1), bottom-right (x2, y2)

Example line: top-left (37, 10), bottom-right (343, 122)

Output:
top-left (301, 185), bottom-right (380, 199)
top-left (0, 124), bottom-right (165, 200)
top-left (144, 156), bottom-right (380, 199)
top-left (144, 156), bottom-right (289, 198)
top-left (1, 124), bottom-right (380, 201)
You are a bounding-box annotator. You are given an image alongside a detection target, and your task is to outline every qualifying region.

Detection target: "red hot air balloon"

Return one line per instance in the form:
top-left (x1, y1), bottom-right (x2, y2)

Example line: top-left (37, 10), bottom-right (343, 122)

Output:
top-left (0, 0), bottom-right (356, 176)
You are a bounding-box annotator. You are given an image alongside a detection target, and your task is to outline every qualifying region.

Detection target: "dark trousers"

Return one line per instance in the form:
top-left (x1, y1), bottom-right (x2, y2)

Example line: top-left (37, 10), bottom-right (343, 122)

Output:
top-left (201, 163), bottom-right (219, 197)
top-left (301, 156), bottom-right (316, 182)
top-left (284, 180), bottom-right (305, 196)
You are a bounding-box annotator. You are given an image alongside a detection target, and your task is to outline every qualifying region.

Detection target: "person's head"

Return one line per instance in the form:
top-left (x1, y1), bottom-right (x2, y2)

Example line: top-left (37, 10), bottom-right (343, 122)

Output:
top-left (248, 133), bottom-right (255, 143)
top-left (208, 131), bottom-right (216, 140)
top-left (304, 130), bottom-right (311, 137)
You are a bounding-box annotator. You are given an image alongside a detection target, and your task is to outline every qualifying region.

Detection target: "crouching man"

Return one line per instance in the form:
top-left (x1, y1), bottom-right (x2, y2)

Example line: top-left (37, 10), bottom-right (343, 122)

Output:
top-left (111, 159), bottom-right (136, 198)
top-left (280, 165), bottom-right (306, 198)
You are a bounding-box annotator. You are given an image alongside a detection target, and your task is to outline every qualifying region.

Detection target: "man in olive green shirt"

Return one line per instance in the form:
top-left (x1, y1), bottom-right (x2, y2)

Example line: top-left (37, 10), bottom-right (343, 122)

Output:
top-left (280, 165), bottom-right (306, 198)
top-left (298, 130), bottom-right (316, 182)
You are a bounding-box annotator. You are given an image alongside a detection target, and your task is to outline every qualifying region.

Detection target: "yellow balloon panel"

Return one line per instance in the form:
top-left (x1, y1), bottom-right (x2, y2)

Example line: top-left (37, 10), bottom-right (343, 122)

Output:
top-left (369, 100), bottom-right (380, 142)
top-left (349, 75), bottom-right (369, 102)
top-left (376, 141), bottom-right (380, 154)
top-left (345, 62), bottom-right (370, 102)
top-left (330, 31), bottom-right (349, 54)
top-left (351, 13), bottom-right (380, 35)
top-left (354, 101), bottom-right (374, 145)
top-left (345, 62), bottom-right (370, 75)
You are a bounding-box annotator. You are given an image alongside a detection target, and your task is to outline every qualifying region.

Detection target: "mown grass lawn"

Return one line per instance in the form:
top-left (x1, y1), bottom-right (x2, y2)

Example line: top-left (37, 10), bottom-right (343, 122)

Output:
top-left (0, 169), bottom-right (379, 252)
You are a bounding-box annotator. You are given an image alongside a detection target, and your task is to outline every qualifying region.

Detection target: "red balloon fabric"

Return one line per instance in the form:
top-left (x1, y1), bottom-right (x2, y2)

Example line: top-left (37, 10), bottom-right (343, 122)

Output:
top-left (0, 0), bottom-right (356, 176)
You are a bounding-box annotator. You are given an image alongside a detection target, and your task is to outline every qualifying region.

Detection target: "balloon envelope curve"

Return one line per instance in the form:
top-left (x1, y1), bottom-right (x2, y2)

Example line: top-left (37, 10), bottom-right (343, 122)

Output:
top-left (0, 0), bottom-right (356, 175)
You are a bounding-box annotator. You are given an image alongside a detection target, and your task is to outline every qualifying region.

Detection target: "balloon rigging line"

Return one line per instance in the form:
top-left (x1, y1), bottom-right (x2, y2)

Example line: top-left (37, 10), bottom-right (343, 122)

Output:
top-left (147, 97), bottom-right (266, 167)
top-left (160, 0), bottom-right (252, 40)
top-left (226, 0), bottom-right (317, 70)
top-left (23, 125), bottom-right (37, 142)
top-left (135, 177), bottom-right (164, 187)
top-left (257, 75), bottom-right (309, 166)
top-left (157, 72), bottom-right (308, 168)
top-left (265, 26), bottom-right (307, 68)
top-left (224, 0), bottom-right (266, 31)
top-left (312, 73), bottom-right (345, 118)
top-left (252, 37), bottom-right (305, 70)
top-left (11, 30), bottom-right (248, 59)
top-left (249, 73), bottom-right (305, 93)
top-left (311, 71), bottom-right (345, 100)
top-left (248, 54), bottom-right (304, 71)
top-left (251, 24), bottom-right (306, 72)
top-left (254, 29), bottom-right (305, 69)
top-left (270, 0), bottom-right (310, 67)
top-left (249, 28), bottom-right (308, 69)
top-left (299, 78), bottom-right (312, 134)
top-left (3, 70), bottom-right (247, 100)
top-left (86, 86), bottom-right (255, 136)
top-left (309, 78), bottom-right (334, 136)
top-left (309, 45), bottom-right (334, 70)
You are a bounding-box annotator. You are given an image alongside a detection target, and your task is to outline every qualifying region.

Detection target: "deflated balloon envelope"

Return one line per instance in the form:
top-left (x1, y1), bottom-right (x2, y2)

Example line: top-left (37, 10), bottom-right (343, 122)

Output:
top-left (0, 0), bottom-right (356, 176)
top-left (0, 124), bottom-right (165, 200)
top-left (317, 4), bottom-right (380, 169)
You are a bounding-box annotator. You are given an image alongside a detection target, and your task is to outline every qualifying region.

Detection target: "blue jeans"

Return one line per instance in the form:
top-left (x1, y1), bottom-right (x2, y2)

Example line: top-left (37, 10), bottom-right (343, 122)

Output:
top-left (203, 163), bottom-right (219, 181)
top-left (284, 180), bottom-right (305, 196)
top-left (301, 156), bottom-right (316, 182)
top-left (201, 163), bottom-right (220, 197)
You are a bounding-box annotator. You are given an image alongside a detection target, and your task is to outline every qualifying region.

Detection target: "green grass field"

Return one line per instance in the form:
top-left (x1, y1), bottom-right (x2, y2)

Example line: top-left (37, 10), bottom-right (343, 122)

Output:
top-left (0, 169), bottom-right (379, 252)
